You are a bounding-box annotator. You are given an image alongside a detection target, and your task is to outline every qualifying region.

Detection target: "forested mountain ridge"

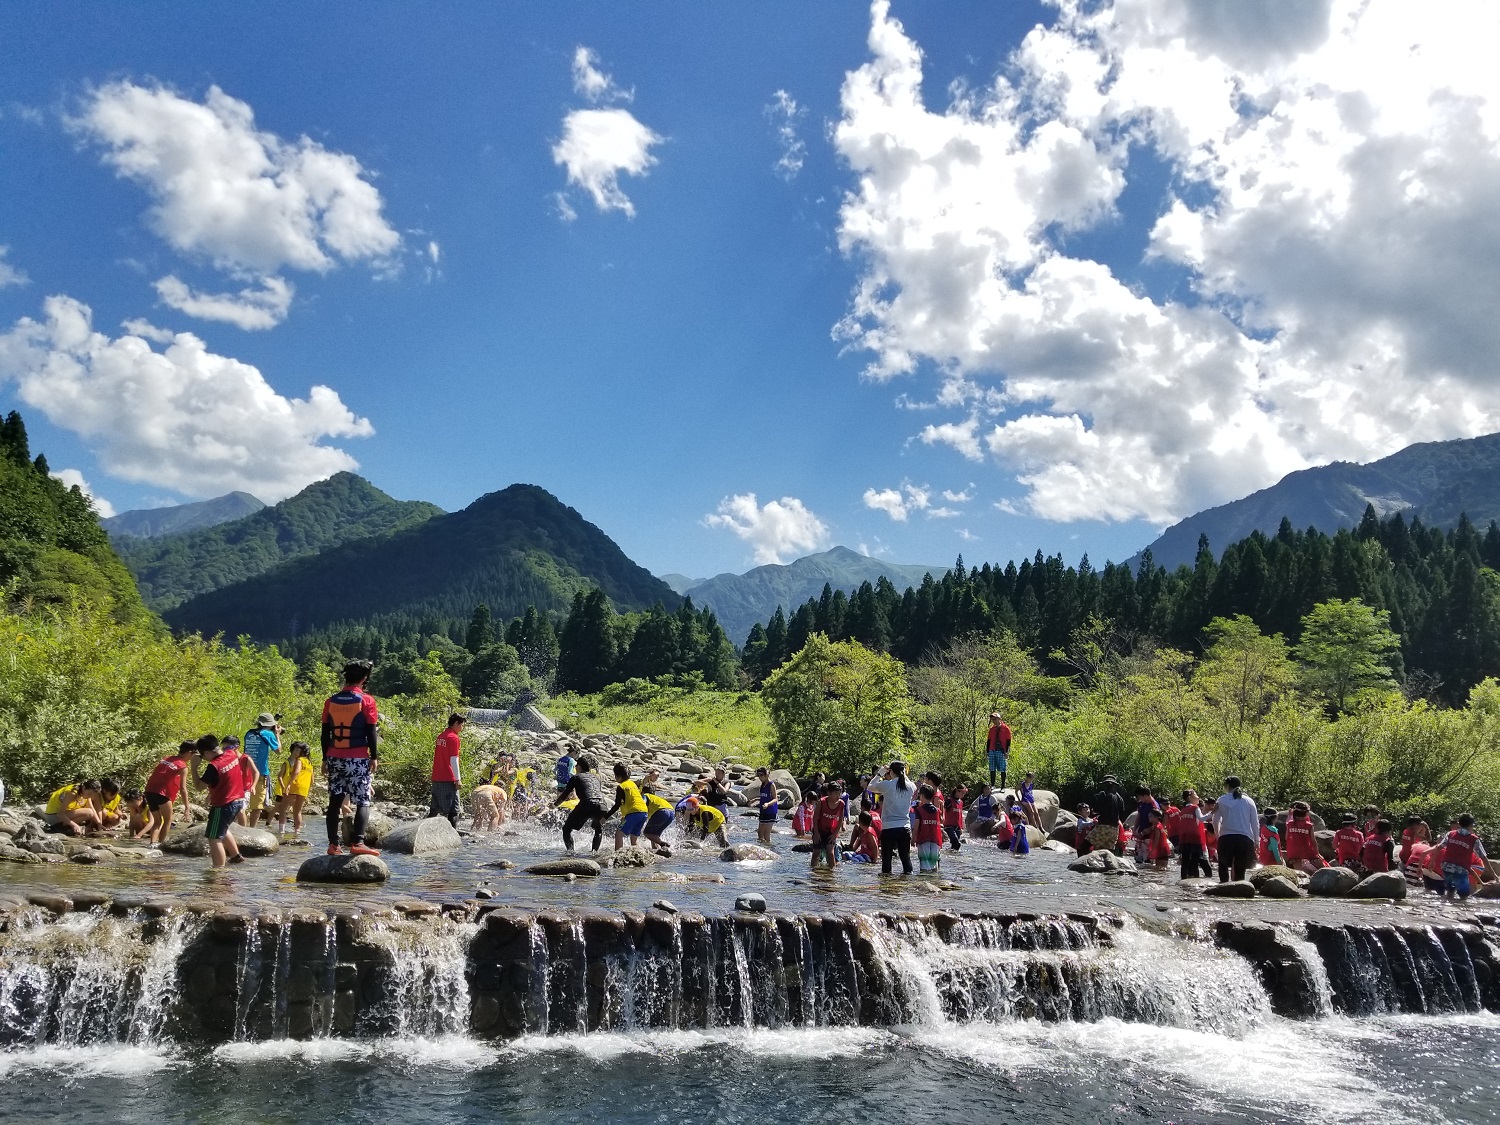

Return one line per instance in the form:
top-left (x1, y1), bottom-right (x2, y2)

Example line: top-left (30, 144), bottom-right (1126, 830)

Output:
top-left (677, 545), bottom-right (947, 645)
top-left (116, 473), bottom-right (443, 611)
top-left (0, 411), bottom-right (148, 622)
top-left (104, 491), bottom-right (265, 539)
top-left (164, 483), bottom-right (681, 645)
top-left (741, 510), bottom-right (1500, 706)
top-left (1139, 431), bottom-right (1500, 570)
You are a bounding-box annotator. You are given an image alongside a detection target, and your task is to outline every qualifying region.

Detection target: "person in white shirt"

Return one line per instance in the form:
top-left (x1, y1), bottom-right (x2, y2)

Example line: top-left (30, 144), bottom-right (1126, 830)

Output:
top-left (1211, 775), bottom-right (1260, 882)
top-left (869, 761), bottom-right (917, 875)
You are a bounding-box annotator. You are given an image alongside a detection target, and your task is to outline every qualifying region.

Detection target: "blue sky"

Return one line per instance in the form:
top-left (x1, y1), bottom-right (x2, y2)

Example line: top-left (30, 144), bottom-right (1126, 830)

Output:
top-left (3, 1), bottom-right (1497, 582)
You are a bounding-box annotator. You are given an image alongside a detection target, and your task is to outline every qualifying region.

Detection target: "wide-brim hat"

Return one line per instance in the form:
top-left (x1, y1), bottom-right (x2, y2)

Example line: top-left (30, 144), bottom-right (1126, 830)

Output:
top-left (256, 712), bottom-right (276, 727)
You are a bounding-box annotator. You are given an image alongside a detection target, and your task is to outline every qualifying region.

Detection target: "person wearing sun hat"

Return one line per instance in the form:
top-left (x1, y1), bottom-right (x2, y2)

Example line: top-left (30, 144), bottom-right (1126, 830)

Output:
top-left (240, 711), bottom-right (281, 827)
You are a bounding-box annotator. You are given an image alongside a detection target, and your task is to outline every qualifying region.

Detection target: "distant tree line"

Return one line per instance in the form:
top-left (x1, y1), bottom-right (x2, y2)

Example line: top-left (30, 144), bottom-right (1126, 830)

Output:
top-left (742, 508), bottom-right (1500, 706)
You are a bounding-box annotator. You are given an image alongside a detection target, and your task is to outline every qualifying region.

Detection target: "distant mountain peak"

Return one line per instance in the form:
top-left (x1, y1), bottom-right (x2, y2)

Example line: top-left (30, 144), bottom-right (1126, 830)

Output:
top-left (1134, 431), bottom-right (1500, 570)
top-left (104, 491), bottom-right (266, 539)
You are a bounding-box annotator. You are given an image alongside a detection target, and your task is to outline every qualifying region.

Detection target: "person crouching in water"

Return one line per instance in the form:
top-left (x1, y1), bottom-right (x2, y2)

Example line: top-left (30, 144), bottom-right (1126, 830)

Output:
top-left (914, 784), bottom-right (944, 873)
top-left (683, 796), bottom-right (730, 848)
top-left (1282, 802), bottom-right (1327, 872)
top-left (1007, 805), bottom-right (1031, 856)
top-left (272, 741), bottom-right (313, 839)
top-left (1333, 813), bottom-right (1366, 870)
top-left (609, 763), bottom-right (650, 850)
top-left (944, 783), bottom-right (967, 851)
top-left (847, 811), bottom-right (880, 863)
top-left (641, 784), bottom-right (675, 856)
top-left (555, 756), bottom-right (609, 854)
top-left (1361, 819), bottom-right (1395, 874)
top-left (194, 735), bottom-right (251, 868)
top-left (1437, 814), bottom-right (1488, 900)
top-left (811, 783), bottom-right (845, 869)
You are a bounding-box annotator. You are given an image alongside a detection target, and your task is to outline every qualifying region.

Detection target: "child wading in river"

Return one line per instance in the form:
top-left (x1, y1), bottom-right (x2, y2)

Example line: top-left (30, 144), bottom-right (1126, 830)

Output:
top-left (810, 783), bottom-right (845, 869)
top-left (914, 784), bottom-right (944, 873)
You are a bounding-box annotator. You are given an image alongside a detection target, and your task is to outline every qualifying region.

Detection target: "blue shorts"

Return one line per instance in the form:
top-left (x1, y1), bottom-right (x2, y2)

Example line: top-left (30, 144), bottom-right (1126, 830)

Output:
top-left (621, 811), bottom-right (649, 836)
top-left (1443, 863), bottom-right (1473, 896)
top-left (987, 751), bottom-right (1008, 772)
top-left (205, 801), bottom-right (244, 840)
top-left (644, 810), bottom-right (674, 836)
top-left (759, 802), bottom-right (779, 823)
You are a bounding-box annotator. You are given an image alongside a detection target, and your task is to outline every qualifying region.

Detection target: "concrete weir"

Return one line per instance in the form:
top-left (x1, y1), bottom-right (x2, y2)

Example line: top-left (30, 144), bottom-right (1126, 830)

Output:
top-left (2, 892), bottom-right (1500, 1047)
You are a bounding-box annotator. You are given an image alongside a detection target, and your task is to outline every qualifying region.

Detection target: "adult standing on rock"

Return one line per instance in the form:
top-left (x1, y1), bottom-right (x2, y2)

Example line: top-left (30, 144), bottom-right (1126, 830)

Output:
top-left (321, 659), bottom-right (382, 858)
top-left (1210, 776), bottom-right (1259, 883)
top-left (1091, 775), bottom-right (1126, 855)
top-left (428, 713), bottom-right (465, 828)
top-left (985, 713), bottom-right (1011, 790)
top-left (870, 760), bottom-right (916, 875)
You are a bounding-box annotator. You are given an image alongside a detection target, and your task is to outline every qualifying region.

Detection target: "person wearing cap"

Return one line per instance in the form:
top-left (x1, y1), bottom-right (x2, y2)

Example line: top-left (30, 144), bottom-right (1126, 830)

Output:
top-left (985, 713), bottom-right (1012, 789)
top-left (240, 711), bottom-right (281, 827)
top-left (1091, 775), bottom-right (1127, 854)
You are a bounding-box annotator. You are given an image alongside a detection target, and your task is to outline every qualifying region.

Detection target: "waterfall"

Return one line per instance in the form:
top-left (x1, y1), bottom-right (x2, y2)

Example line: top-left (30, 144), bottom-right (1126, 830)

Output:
top-left (3, 903), bottom-right (1498, 1049)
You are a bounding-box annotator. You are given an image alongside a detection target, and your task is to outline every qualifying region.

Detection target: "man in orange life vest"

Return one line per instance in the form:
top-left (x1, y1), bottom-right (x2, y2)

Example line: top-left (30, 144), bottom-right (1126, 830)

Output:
top-left (986, 712), bottom-right (1012, 789)
top-left (322, 659), bottom-right (382, 857)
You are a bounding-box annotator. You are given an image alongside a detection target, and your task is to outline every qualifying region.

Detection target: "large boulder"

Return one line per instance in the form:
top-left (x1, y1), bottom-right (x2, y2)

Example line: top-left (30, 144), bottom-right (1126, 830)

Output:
top-left (1349, 871), bottom-right (1407, 899)
top-left (721, 843), bottom-right (777, 862)
top-left (1068, 850), bottom-right (1138, 874)
top-left (1256, 875), bottom-right (1302, 898)
top-left (1203, 880), bottom-right (1257, 898)
top-left (1315, 830), bottom-right (1337, 861)
top-left (1029, 789), bottom-right (1061, 831)
top-left (525, 858), bottom-right (601, 876)
top-left (161, 824), bottom-right (279, 858)
top-left (340, 809), bottom-right (395, 846)
top-left (381, 816), bottom-right (463, 856)
top-left (1309, 866), bottom-right (1361, 897)
top-left (734, 893), bottom-right (767, 913)
top-left (296, 853), bottom-right (390, 883)
top-left (602, 846), bottom-right (657, 868)
top-left (767, 770), bottom-right (801, 806)
top-left (1248, 864), bottom-right (1304, 888)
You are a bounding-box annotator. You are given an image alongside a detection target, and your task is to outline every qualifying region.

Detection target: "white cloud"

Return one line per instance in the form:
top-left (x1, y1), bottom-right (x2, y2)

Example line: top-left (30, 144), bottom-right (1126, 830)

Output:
top-left (572, 46), bottom-right (632, 103)
top-left (766, 89), bottom-right (807, 180)
top-left (553, 108), bottom-right (663, 218)
top-left (154, 274), bottom-right (293, 330)
top-left (942, 486), bottom-right (973, 503)
top-left (553, 50), bottom-right (662, 218)
top-left (0, 247), bottom-right (27, 288)
top-left (73, 81), bottom-right (401, 327)
top-left (0, 295), bottom-right (372, 501)
top-left (863, 480), bottom-right (937, 521)
top-left (927, 506), bottom-right (960, 519)
top-left (957, 528), bottom-right (979, 542)
top-left (833, 0), bottom-right (1500, 525)
top-left (50, 468), bottom-right (114, 518)
top-left (704, 492), bottom-right (830, 565)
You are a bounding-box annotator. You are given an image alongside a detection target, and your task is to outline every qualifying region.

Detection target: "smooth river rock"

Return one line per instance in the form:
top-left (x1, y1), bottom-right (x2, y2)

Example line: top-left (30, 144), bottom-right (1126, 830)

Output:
top-left (601, 845), bottom-right (657, 868)
top-left (734, 893), bottom-right (767, 913)
top-left (721, 843), bottom-right (777, 862)
top-left (525, 858), bottom-right (602, 877)
top-left (1348, 871), bottom-right (1408, 899)
top-left (1255, 874), bottom-right (1303, 898)
top-left (296, 853), bottom-right (390, 883)
top-left (1309, 866), bottom-right (1361, 897)
top-left (1248, 865), bottom-right (1303, 888)
top-left (162, 824), bottom-right (280, 857)
top-left (1203, 879), bottom-right (1257, 898)
top-left (1067, 850), bottom-right (1138, 875)
top-left (381, 816), bottom-right (463, 855)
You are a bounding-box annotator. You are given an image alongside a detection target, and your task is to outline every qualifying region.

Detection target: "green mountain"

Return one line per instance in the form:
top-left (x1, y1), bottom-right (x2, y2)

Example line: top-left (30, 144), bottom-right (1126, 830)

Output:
top-left (683, 545), bottom-right (948, 645)
top-left (116, 473), bottom-right (443, 611)
top-left (0, 411), bottom-right (148, 622)
top-left (164, 483), bottom-right (681, 643)
top-left (104, 491), bottom-right (265, 539)
top-left (1137, 432), bottom-right (1500, 570)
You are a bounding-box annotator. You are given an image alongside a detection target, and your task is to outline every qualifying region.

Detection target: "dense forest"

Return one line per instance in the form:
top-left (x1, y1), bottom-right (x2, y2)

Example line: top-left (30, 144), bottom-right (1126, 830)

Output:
top-left (116, 472), bottom-right (442, 610)
top-left (0, 411), bottom-right (147, 623)
top-left (737, 512), bottom-right (1500, 705)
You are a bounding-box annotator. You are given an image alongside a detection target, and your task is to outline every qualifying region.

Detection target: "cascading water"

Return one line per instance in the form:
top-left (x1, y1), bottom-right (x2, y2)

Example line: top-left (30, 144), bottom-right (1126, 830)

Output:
top-left (355, 918), bottom-right (475, 1038)
top-left (1308, 921), bottom-right (1493, 1016)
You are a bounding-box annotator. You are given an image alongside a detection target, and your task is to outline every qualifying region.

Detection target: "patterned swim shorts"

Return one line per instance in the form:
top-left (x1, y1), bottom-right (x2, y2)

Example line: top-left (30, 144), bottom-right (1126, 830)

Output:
top-left (326, 757), bottom-right (373, 804)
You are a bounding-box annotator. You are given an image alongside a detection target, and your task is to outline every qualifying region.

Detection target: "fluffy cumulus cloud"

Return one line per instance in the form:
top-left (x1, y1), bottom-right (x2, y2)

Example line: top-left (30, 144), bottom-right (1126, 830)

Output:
top-left (50, 468), bottom-right (114, 518)
top-left (834, 0), bottom-right (1500, 525)
top-left (0, 295), bottom-right (372, 501)
top-left (705, 493), bottom-right (830, 564)
top-left (865, 479), bottom-right (971, 520)
top-left (554, 48), bottom-right (662, 218)
top-left (766, 90), bottom-right (807, 180)
top-left (72, 81), bottom-right (401, 327)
